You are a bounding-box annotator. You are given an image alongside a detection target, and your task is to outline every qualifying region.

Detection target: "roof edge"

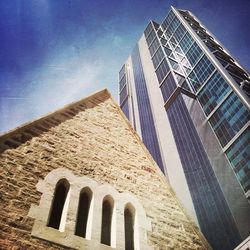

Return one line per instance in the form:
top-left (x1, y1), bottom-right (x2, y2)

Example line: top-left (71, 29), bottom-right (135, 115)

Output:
top-left (0, 88), bottom-right (110, 140)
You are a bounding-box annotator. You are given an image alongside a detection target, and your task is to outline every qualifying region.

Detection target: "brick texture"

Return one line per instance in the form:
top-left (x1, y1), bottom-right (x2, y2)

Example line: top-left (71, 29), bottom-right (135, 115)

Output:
top-left (0, 89), bottom-right (210, 249)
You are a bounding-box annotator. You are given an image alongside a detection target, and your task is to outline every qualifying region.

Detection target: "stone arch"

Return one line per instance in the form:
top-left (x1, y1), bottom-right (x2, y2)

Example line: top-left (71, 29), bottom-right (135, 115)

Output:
top-left (65, 175), bottom-right (98, 240)
top-left (90, 184), bottom-right (119, 247)
top-left (75, 187), bottom-right (93, 239)
top-left (101, 195), bottom-right (115, 246)
top-left (47, 178), bottom-right (70, 232)
top-left (124, 202), bottom-right (136, 250)
top-left (116, 192), bottom-right (152, 250)
top-left (28, 168), bottom-right (152, 250)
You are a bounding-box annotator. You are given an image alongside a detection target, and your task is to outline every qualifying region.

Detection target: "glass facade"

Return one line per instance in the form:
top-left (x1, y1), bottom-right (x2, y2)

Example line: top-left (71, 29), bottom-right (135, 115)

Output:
top-left (166, 17), bottom-right (180, 36)
top-left (162, 10), bottom-right (175, 30)
top-left (121, 100), bottom-right (129, 120)
top-left (119, 85), bottom-right (128, 104)
top-left (131, 45), bottom-right (164, 172)
top-left (226, 127), bottom-right (250, 193)
top-left (144, 22), bottom-right (154, 38)
top-left (148, 38), bottom-right (160, 56)
top-left (119, 64), bottom-right (130, 120)
top-left (119, 64), bottom-right (129, 105)
top-left (185, 42), bottom-right (203, 66)
top-left (179, 32), bottom-right (194, 53)
top-left (209, 92), bottom-right (250, 147)
top-left (119, 75), bottom-right (126, 92)
top-left (119, 64), bottom-right (126, 80)
top-left (146, 31), bottom-right (156, 45)
top-left (198, 71), bottom-right (232, 116)
top-left (178, 7), bottom-right (250, 200)
top-left (168, 58), bottom-right (183, 74)
top-left (172, 23), bottom-right (186, 42)
top-left (152, 47), bottom-right (165, 68)
top-left (156, 59), bottom-right (170, 83)
top-left (166, 95), bottom-right (241, 250)
top-left (180, 8), bottom-right (250, 98)
top-left (142, 14), bottom-right (243, 249)
top-left (160, 73), bottom-right (177, 102)
top-left (188, 55), bottom-right (215, 91)
top-left (120, 7), bottom-right (250, 250)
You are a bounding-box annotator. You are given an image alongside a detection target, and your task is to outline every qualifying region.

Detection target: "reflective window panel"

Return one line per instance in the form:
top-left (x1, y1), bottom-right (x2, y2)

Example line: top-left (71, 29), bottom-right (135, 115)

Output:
top-left (156, 59), bottom-right (170, 83)
top-left (198, 71), bottom-right (231, 116)
top-left (188, 55), bottom-right (215, 92)
top-left (209, 92), bottom-right (250, 147)
top-left (226, 127), bottom-right (250, 193)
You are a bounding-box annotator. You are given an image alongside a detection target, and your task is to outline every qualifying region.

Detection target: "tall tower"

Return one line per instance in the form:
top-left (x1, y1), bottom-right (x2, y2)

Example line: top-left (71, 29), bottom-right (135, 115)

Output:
top-left (119, 6), bottom-right (250, 250)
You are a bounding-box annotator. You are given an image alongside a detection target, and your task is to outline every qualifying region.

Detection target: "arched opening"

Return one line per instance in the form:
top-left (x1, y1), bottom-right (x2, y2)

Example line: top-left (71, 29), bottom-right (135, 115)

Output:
top-left (75, 187), bottom-right (92, 238)
top-left (47, 179), bottom-right (70, 230)
top-left (124, 204), bottom-right (135, 250)
top-left (101, 196), bottom-right (114, 246)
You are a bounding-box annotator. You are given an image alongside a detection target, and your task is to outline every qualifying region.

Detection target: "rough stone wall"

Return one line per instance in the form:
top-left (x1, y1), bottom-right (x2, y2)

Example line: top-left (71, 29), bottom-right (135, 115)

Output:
top-left (0, 90), bottom-right (210, 250)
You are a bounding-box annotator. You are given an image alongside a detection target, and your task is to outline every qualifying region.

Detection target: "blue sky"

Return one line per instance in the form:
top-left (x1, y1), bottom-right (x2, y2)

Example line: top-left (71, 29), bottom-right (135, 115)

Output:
top-left (0, 0), bottom-right (249, 133)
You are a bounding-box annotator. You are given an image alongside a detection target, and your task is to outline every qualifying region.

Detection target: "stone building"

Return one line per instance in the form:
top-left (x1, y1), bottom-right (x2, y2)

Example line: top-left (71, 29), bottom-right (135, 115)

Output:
top-left (0, 89), bottom-right (210, 249)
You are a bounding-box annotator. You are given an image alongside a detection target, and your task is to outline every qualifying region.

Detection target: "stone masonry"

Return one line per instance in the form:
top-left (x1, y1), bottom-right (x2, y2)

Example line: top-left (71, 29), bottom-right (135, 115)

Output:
top-left (0, 89), bottom-right (211, 249)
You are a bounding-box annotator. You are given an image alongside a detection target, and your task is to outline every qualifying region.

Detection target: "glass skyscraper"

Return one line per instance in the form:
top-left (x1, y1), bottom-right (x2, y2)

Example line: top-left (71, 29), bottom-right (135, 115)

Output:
top-left (119, 6), bottom-right (250, 250)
